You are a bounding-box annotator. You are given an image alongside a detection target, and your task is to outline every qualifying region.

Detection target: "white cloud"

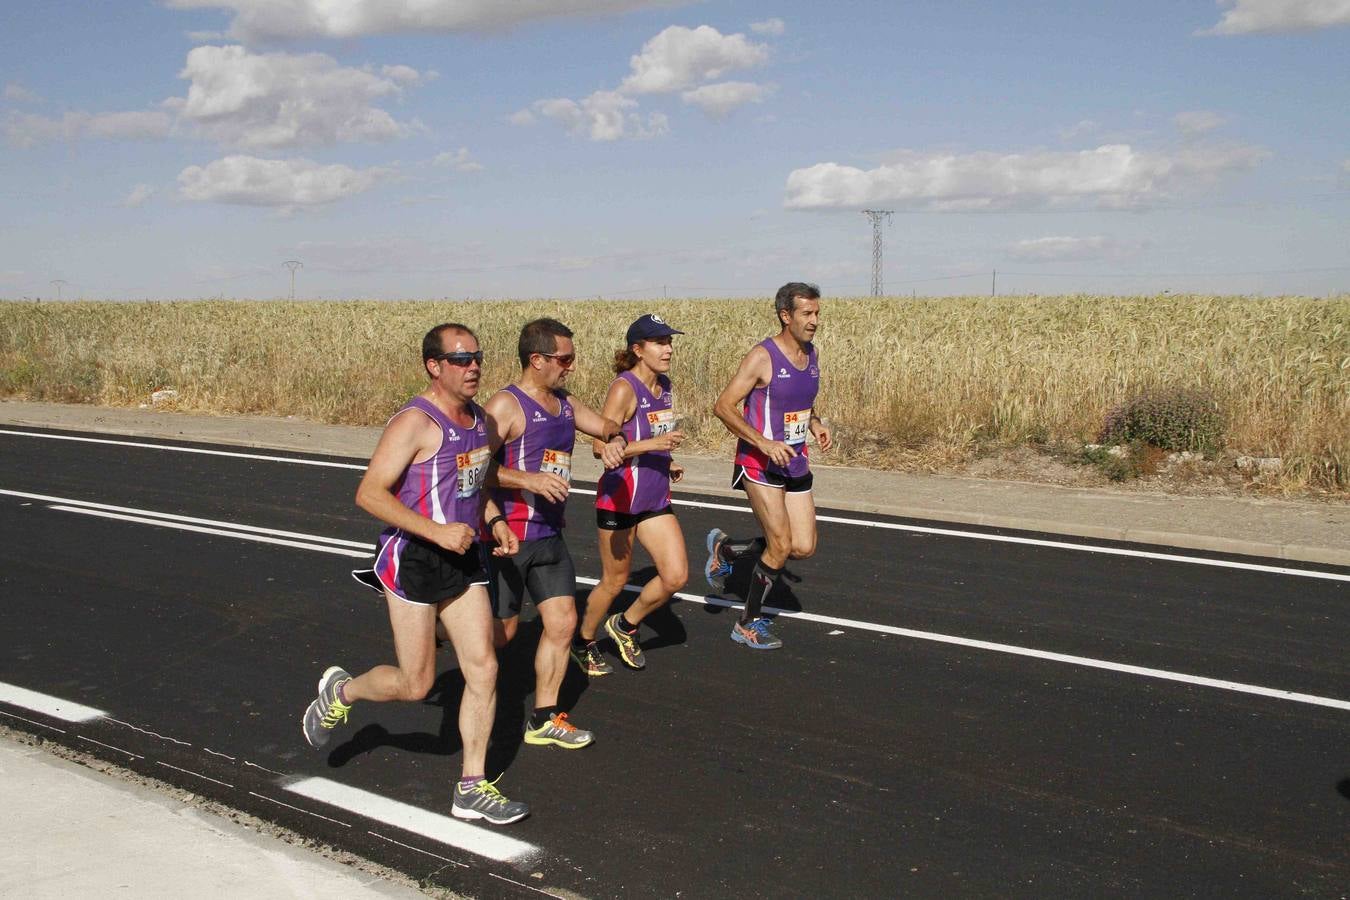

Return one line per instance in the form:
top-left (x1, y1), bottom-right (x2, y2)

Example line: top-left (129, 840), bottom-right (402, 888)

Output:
top-left (4, 82), bottom-right (42, 104)
top-left (433, 147), bottom-right (483, 172)
top-left (122, 184), bottom-right (156, 207)
top-left (620, 25), bottom-right (769, 94)
top-left (784, 143), bottom-right (1271, 210)
top-left (750, 18), bottom-right (786, 36)
top-left (531, 90), bottom-right (669, 141)
top-left (1201, 0), bottom-right (1350, 34)
top-left (1006, 236), bottom-right (1141, 263)
top-left (177, 45), bottom-right (423, 150)
top-left (681, 81), bottom-right (773, 119)
top-left (165, 0), bottom-right (689, 41)
top-left (508, 109), bottom-right (536, 126)
top-left (1174, 110), bottom-right (1227, 136)
top-left (4, 109), bottom-right (171, 147)
top-left (1058, 119), bottom-right (1100, 141)
top-left (178, 155), bottom-right (389, 206)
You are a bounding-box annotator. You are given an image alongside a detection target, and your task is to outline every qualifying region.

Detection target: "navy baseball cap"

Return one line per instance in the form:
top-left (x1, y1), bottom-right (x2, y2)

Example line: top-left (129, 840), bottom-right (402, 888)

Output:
top-left (625, 313), bottom-right (684, 346)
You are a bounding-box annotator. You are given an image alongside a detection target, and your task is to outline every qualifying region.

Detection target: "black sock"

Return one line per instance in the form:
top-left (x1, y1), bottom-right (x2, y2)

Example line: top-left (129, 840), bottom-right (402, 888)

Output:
top-left (617, 613), bottom-right (639, 634)
top-left (530, 705), bottom-right (559, 729)
top-left (741, 559), bottom-right (782, 624)
top-left (719, 535), bottom-right (766, 563)
top-left (572, 635), bottom-right (592, 651)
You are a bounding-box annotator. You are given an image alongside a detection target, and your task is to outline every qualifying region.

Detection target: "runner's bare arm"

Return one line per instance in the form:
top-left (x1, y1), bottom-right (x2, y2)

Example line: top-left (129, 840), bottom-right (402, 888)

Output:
top-left (809, 411), bottom-right (833, 451)
top-left (355, 408), bottom-right (476, 552)
top-left (712, 345), bottom-right (796, 466)
top-left (481, 494), bottom-right (518, 557)
top-left (483, 388), bottom-right (569, 502)
top-left (569, 393), bottom-right (626, 468)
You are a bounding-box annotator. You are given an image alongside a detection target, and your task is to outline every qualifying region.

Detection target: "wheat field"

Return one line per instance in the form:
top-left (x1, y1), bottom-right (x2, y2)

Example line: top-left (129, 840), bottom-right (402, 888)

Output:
top-left (1, 295), bottom-right (1346, 491)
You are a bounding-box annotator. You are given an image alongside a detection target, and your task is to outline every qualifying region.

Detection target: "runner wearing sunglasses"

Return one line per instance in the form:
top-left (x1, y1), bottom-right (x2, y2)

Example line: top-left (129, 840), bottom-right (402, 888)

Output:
top-left (482, 318), bottom-right (626, 749)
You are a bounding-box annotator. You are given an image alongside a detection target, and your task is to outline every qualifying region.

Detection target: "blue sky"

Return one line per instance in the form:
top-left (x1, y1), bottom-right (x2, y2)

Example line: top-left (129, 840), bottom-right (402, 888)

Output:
top-left (1, 0), bottom-right (1347, 299)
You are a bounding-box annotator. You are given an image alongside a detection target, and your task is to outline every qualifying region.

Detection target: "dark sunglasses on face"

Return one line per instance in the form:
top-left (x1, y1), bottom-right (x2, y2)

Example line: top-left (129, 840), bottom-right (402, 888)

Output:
top-left (436, 350), bottom-right (483, 366)
top-left (539, 353), bottom-right (576, 366)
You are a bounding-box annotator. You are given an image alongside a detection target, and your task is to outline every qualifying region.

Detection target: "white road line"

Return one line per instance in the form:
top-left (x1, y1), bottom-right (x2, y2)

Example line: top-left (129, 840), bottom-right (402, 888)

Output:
top-left (157, 761), bottom-right (234, 788)
top-left (577, 577), bottom-right (1350, 712)
top-left (4, 427), bottom-right (1348, 581)
top-left (49, 506), bottom-right (372, 558)
top-left (0, 681), bottom-right (106, 723)
top-left (0, 428), bottom-right (366, 470)
top-left (285, 777), bottom-right (539, 865)
top-left (108, 718), bottom-right (192, 746)
top-left (248, 791), bottom-right (352, 828)
top-left (77, 735), bottom-right (142, 759)
top-left (0, 489), bottom-right (371, 550)
top-left (0, 709), bottom-right (67, 733)
top-left (367, 832), bottom-right (468, 867)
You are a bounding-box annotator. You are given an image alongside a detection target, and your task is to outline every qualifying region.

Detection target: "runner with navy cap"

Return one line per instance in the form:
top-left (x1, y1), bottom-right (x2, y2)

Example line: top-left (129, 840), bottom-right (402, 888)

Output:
top-left (706, 283), bottom-right (832, 650)
top-left (574, 314), bottom-right (689, 674)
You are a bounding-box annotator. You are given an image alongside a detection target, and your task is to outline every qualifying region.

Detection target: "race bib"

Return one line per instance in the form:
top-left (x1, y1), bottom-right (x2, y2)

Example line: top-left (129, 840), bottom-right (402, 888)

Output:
top-left (540, 448), bottom-right (572, 483)
top-left (455, 446), bottom-right (490, 498)
top-left (646, 409), bottom-right (677, 437)
top-left (783, 410), bottom-right (811, 445)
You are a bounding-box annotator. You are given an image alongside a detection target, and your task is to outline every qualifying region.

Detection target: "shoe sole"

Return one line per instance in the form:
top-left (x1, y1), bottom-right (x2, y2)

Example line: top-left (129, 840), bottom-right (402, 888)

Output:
top-left (705, 528), bottom-right (729, 593)
top-left (730, 630), bottom-right (782, 650)
top-left (523, 731), bottom-right (594, 749)
top-left (452, 805), bottom-right (529, 825)
top-left (569, 651), bottom-right (612, 677)
top-left (603, 619), bottom-right (646, 670)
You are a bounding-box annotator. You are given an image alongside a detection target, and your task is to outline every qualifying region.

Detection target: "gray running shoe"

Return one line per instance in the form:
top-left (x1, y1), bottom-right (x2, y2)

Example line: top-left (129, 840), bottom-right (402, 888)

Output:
top-left (523, 712), bottom-right (594, 749)
top-left (731, 617), bottom-right (783, 650)
top-left (570, 641), bottom-right (614, 677)
top-left (705, 528), bottom-right (731, 594)
top-left (452, 778), bottom-right (531, 825)
top-left (604, 613), bottom-right (646, 669)
top-left (302, 666), bottom-right (353, 748)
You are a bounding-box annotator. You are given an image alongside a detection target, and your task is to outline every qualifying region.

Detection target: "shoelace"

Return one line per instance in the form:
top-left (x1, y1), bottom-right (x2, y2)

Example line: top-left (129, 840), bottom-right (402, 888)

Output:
top-left (321, 685), bottom-right (352, 727)
top-left (747, 618), bottom-right (773, 640)
top-left (469, 776), bottom-right (509, 806)
top-left (550, 712), bottom-right (576, 732)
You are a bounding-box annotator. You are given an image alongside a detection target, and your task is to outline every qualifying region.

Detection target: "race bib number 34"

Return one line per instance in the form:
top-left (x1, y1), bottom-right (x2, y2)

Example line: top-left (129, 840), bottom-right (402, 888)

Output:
top-left (540, 448), bottom-right (572, 483)
top-left (456, 446), bottom-right (490, 498)
top-left (783, 410), bottom-right (811, 445)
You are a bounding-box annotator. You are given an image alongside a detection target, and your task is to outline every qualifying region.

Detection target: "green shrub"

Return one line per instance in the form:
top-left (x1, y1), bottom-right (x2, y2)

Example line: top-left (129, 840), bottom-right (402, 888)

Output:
top-left (1099, 387), bottom-right (1225, 452)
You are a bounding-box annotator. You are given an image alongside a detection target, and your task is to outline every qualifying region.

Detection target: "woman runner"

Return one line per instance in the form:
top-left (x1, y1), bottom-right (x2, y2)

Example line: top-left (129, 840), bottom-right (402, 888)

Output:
top-left (572, 314), bottom-right (690, 674)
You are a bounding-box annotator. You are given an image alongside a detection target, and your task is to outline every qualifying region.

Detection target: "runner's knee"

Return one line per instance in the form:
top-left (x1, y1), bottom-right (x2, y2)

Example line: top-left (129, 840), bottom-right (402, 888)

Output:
top-left (789, 538), bottom-right (816, 560)
top-left (399, 668), bottom-right (435, 702)
top-left (541, 601), bottom-right (577, 640)
top-left (459, 650), bottom-right (498, 689)
top-left (659, 564), bottom-right (688, 595)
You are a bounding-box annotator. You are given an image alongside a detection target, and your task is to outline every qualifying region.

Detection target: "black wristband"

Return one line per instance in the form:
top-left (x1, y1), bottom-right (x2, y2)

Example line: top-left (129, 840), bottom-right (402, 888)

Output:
top-left (486, 514), bottom-right (508, 531)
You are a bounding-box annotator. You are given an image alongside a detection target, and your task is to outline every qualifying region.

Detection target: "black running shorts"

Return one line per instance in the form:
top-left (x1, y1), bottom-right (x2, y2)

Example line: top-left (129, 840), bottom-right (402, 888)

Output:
top-left (486, 534), bottom-right (577, 619)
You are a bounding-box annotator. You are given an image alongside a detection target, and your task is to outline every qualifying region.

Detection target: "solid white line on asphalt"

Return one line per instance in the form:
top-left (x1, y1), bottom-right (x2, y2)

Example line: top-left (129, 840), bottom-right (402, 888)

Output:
top-left (49, 506), bottom-right (373, 558)
top-left (0, 681), bottom-right (107, 723)
top-left (576, 577), bottom-right (1350, 712)
top-left (0, 428), bottom-right (366, 470)
top-left (285, 777), bottom-right (540, 864)
top-left (0, 489), bottom-right (372, 550)
top-left (157, 761), bottom-right (234, 789)
top-left (18, 495), bottom-right (1350, 713)
top-left (4, 427), bottom-right (1346, 582)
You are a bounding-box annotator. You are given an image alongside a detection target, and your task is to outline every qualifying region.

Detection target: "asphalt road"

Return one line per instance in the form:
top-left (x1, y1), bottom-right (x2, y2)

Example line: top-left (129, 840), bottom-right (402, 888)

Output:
top-left (1, 426), bottom-right (1347, 898)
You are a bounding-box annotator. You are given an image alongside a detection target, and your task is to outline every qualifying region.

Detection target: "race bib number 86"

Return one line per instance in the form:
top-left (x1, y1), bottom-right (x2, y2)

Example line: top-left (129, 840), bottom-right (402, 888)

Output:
top-left (456, 446), bottom-right (490, 498)
top-left (783, 410), bottom-right (811, 445)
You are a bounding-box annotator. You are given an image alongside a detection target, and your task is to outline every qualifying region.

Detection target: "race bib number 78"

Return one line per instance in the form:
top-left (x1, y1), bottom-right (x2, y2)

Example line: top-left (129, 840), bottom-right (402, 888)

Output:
top-left (646, 409), bottom-right (677, 437)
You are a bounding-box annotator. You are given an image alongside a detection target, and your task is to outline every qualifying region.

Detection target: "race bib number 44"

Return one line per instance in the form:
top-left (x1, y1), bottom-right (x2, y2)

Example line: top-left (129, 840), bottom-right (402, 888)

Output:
top-left (540, 448), bottom-right (572, 483)
top-left (455, 446), bottom-right (490, 498)
top-left (646, 409), bottom-right (677, 436)
top-left (783, 410), bottom-right (811, 445)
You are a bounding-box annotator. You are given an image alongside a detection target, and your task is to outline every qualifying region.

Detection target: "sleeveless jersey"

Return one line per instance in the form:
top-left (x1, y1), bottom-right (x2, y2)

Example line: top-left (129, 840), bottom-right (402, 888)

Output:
top-left (597, 371), bottom-right (675, 515)
top-left (734, 338), bottom-right (819, 479)
top-left (487, 384), bottom-right (575, 540)
top-left (373, 395), bottom-right (489, 590)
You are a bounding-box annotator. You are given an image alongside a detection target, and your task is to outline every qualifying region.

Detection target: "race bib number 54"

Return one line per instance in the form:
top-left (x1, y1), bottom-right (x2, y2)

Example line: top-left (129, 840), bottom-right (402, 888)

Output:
top-left (540, 448), bottom-right (572, 483)
top-left (456, 446), bottom-right (490, 498)
top-left (783, 410), bottom-right (811, 445)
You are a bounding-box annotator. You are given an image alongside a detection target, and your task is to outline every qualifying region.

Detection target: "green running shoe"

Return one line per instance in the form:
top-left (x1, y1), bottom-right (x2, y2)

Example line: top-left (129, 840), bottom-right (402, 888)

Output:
top-left (452, 777), bottom-right (531, 825)
top-left (523, 711), bottom-right (594, 749)
top-left (604, 613), bottom-right (646, 670)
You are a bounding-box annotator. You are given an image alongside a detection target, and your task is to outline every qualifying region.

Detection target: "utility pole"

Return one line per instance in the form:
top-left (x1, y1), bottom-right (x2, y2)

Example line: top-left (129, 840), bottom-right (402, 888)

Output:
top-left (50, 279), bottom-right (67, 300)
top-left (282, 260), bottom-right (303, 300)
top-left (861, 210), bottom-right (892, 296)
top-left (992, 269), bottom-right (997, 297)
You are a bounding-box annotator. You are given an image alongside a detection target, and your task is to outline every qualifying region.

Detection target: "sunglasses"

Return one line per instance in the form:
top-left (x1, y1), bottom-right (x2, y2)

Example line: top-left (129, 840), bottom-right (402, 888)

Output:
top-left (539, 353), bottom-right (576, 366)
top-left (435, 350), bottom-right (484, 366)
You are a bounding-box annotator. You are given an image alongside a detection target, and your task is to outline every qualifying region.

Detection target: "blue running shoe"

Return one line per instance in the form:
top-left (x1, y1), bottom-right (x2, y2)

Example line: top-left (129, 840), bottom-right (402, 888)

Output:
top-left (705, 528), bottom-right (732, 593)
top-left (731, 617), bottom-right (782, 650)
